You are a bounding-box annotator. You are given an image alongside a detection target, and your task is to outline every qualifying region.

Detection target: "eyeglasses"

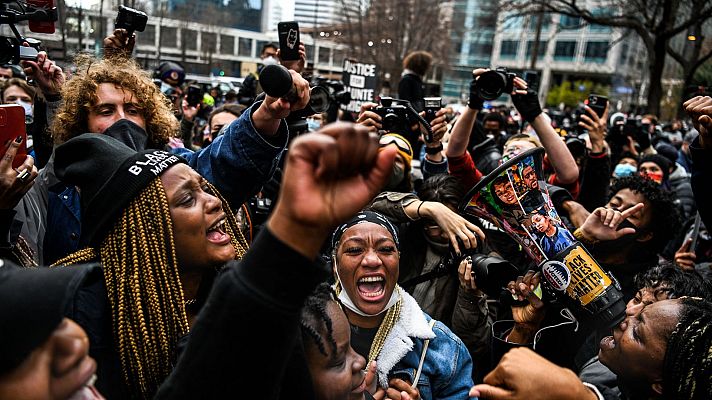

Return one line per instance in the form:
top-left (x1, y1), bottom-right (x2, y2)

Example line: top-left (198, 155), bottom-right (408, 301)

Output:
top-left (379, 135), bottom-right (412, 156)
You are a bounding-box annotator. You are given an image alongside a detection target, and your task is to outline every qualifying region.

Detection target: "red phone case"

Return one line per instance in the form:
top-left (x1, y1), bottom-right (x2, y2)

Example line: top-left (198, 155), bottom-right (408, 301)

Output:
top-left (27, 0), bottom-right (56, 34)
top-left (0, 105), bottom-right (29, 169)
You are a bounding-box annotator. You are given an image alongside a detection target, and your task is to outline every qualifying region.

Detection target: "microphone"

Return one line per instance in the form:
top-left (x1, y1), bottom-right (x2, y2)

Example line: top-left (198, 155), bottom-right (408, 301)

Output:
top-left (260, 64), bottom-right (295, 99)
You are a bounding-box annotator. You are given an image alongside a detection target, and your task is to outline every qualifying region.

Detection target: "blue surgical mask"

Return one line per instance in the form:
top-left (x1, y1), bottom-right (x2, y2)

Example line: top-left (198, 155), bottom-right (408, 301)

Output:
top-left (614, 163), bottom-right (636, 178)
top-left (15, 99), bottom-right (33, 124)
top-left (306, 118), bottom-right (321, 132)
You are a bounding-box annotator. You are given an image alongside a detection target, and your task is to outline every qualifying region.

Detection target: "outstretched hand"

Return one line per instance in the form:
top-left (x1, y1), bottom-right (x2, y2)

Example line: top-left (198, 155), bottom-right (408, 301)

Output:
top-left (268, 123), bottom-right (396, 258)
top-left (579, 203), bottom-right (643, 242)
top-left (469, 348), bottom-right (597, 400)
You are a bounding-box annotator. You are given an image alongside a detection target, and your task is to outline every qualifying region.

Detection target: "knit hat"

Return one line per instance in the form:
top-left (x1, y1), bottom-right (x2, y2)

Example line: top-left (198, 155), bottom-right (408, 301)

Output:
top-left (54, 133), bottom-right (186, 246)
top-left (655, 143), bottom-right (678, 165)
top-left (379, 133), bottom-right (413, 167)
top-left (0, 260), bottom-right (101, 375)
top-left (639, 154), bottom-right (671, 183)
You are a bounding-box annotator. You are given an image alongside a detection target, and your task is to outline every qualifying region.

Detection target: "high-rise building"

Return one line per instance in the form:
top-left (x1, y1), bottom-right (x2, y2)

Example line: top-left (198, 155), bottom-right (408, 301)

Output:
top-left (263, 0), bottom-right (295, 32)
top-left (441, 0), bottom-right (498, 102)
top-left (294, 0), bottom-right (366, 28)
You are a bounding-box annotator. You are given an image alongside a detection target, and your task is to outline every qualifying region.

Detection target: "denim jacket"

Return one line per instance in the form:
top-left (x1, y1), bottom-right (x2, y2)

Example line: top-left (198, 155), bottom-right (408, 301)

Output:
top-left (376, 289), bottom-right (474, 400)
top-left (19, 101), bottom-right (288, 264)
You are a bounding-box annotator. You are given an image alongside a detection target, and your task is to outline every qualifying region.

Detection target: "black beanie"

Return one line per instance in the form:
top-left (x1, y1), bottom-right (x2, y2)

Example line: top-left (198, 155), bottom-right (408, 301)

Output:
top-left (639, 154), bottom-right (671, 182)
top-left (0, 261), bottom-right (102, 375)
top-left (54, 133), bottom-right (186, 247)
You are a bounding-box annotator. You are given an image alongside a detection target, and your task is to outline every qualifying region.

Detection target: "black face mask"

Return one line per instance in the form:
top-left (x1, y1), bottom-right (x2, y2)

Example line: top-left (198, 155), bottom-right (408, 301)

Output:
top-left (101, 119), bottom-right (148, 151)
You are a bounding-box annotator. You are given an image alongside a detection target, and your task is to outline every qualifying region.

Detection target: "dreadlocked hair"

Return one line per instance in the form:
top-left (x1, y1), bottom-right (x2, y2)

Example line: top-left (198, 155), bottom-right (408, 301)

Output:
top-left (300, 283), bottom-right (340, 357)
top-left (53, 179), bottom-right (248, 399)
top-left (662, 297), bottom-right (712, 400)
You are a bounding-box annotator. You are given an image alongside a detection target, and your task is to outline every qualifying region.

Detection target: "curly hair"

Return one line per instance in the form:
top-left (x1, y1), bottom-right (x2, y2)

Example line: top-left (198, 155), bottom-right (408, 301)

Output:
top-left (402, 51), bottom-right (432, 76)
top-left (609, 175), bottom-right (680, 252)
top-left (633, 262), bottom-right (712, 300)
top-left (52, 55), bottom-right (177, 146)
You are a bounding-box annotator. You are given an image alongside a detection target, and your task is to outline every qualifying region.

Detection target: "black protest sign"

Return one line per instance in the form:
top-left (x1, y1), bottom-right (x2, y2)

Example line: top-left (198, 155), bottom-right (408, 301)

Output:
top-left (341, 59), bottom-right (378, 113)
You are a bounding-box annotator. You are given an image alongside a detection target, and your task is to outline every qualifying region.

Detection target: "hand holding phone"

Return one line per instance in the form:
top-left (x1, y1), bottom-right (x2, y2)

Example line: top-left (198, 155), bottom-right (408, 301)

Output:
top-left (277, 21), bottom-right (300, 61)
top-left (0, 105), bottom-right (28, 169)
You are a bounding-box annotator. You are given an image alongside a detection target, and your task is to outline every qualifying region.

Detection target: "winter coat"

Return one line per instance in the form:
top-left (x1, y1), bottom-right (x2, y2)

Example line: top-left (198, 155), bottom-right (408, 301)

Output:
top-left (668, 163), bottom-right (696, 219)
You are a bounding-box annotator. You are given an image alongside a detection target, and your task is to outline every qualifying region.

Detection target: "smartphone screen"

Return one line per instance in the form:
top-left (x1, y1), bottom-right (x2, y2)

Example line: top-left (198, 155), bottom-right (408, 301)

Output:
top-left (27, 0), bottom-right (56, 34)
top-left (0, 105), bottom-right (28, 169)
top-left (277, 21), bottom-right (300, 61)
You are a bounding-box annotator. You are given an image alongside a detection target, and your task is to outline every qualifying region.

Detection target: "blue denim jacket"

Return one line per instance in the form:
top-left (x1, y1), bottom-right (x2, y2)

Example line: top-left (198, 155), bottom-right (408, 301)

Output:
top-left (390, 315), bottom-right (475, 400)
top-left (41, 101), bottom-right (287, 264)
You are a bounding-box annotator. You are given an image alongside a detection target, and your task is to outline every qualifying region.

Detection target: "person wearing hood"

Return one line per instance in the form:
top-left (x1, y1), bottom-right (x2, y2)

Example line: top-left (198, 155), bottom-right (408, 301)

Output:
top-left (653, 143), bottom-right (696, 220)
top-left (13, 54), bottom-right (309, 265)
top-left (638, 153), bottom-right (695, 220)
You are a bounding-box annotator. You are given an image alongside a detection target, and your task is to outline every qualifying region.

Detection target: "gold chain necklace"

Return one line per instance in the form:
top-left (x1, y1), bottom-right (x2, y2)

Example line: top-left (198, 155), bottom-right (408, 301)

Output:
top-left (367, 287), bottom-right (403, 365)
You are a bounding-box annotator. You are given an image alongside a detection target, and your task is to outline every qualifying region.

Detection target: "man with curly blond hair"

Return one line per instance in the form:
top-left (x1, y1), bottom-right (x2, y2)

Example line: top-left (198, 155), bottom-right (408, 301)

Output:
top-left (15, 51), bottom-right (310, 265)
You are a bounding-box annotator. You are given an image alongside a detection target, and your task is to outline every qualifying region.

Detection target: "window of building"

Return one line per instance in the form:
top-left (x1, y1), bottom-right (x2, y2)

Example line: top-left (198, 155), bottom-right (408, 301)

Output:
top-left (138, 25), bottom-right (155, 45)
top-left (202, 32), bottom-right (217, 53)
top-left (525, 40), bottom-right (547, 58)
top-left (554, 41), bottom-right (576, 60)
top-left (470, 41), bottom-right (493, 57)
top-left (238, 37), bottom-right (252, 57)
top-left (161, 27), bottom-right (177, 48)
top-left (221, 35), bottom-right (234, 54)
top-left (500, 40), bottom-right (518, 59)
top-left (182, 29), bottom-right (198, 51)
top-left (318, 47), bottom-right (331, 64)
top-left (559, 15), bottom-right (581, 29)
top-left (584, 41), bottom-right (608, 62)
top-left (618, 43), bottom-right (628, 66)
top-left (529, 13), bottom-right (550, 32)
top-left (333, 49), bottom-right (345, 66)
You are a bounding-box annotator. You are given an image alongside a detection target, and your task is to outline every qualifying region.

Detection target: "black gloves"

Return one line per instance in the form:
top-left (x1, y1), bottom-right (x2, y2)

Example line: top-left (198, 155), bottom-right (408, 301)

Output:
top-left (512, 89), bottom-right (543, 123)
top-left (467, 78), bottom-right (484, 110)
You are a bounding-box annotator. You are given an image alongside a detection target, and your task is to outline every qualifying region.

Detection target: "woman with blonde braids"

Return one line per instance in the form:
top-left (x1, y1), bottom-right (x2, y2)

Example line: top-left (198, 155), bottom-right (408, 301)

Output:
top-left (51, 133), bottom-right (248, 399)
top-left (330, 211), bottom-right (474, 399)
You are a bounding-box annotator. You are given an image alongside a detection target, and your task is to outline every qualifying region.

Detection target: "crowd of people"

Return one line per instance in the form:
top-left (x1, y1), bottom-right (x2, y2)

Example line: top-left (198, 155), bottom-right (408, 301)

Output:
top-left (0, 27), bottom-right (712, 400)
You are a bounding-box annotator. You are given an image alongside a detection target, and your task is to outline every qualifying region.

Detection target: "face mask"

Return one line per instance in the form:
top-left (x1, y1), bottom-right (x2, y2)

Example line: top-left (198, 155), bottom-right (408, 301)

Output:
top-left (306, 118), bottom-right (321, 132)
top-left (262, 56), bottom-right (278, 66)
top-left (613, 163), bottom-right (637, 178)
top-left (639, 170), bottom-right (664, 184)
top-left (386, 164), bottom-right (405, 189)
top-left (102, 119), bottom-right (148, 151)
top-left (15, 99), bottom-right (33, 124)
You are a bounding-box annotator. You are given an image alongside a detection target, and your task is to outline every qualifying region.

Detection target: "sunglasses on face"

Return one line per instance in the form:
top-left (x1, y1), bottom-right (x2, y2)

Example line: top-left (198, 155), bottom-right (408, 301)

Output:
top-left (379, 135), bottom-right (412, 155)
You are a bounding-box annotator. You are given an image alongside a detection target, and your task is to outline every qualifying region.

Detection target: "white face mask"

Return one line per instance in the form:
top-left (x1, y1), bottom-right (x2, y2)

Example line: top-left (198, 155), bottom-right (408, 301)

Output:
top-left (15, 99), bottom-right (33, 124)
top-left (262, 56), bottom-right (278, 66)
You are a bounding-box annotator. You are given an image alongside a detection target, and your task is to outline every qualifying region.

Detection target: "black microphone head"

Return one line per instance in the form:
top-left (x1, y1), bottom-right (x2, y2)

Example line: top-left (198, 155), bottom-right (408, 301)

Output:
top-left (260, 64), bottom-right (293, 98)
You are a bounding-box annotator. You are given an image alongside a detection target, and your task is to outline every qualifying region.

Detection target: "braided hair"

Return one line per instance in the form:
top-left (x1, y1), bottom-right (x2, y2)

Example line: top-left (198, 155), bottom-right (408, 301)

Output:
top-left (300, 283), bottom-right (340, 357)
top-left (53, 179), bottom-right (248, 399)
top-left (662, 297), bottom-right (712, 399)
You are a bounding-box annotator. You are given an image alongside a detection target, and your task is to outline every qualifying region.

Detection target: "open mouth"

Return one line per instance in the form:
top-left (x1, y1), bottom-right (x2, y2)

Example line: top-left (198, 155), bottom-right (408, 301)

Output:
top-left (206, 217), bottom-right (231, 245)
top-left (356, 275), bottom-right (386, 301)
top-left (600, 335), bottom-right (616, 351)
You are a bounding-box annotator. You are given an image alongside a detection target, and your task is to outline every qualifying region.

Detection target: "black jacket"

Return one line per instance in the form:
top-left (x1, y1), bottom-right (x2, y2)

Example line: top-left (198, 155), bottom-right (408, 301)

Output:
top-left (398, 73), bottom-right (425, 112)
top-left (690, 137), bottom-right (712, 229)
top-left (155, 228), bottom-right (329, 399)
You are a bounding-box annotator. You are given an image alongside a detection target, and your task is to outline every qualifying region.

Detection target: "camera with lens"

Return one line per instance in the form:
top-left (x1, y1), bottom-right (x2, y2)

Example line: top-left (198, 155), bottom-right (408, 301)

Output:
top-left (476, 67), bottom-right (516, 101)
top-left (312, 77), bottom-right (351, 107)
top-left (440, 239), bottom-right (519, 298)
top-left (0, 37), bottom-right (40, 64)
top-left (374, 97), bottom-right (412, 136)
top-left (114, 5), bottom-right (148, 36)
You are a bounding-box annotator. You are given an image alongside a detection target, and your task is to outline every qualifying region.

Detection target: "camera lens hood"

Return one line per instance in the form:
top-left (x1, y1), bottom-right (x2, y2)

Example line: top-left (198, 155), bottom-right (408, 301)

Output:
top-left (476, 70), bottom-right (508, 101)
